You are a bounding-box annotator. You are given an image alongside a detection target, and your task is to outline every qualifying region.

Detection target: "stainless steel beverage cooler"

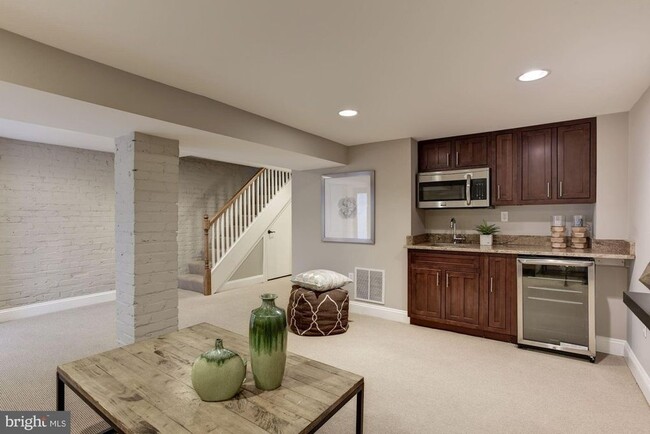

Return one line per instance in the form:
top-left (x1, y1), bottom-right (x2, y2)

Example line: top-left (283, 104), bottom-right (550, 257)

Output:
top-left (517, 257), bottom-right (596, 362)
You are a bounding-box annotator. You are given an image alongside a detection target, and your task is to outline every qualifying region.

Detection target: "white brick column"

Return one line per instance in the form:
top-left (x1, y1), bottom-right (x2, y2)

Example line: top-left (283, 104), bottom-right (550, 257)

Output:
top-left (115, 132), bottom-right (179, 345)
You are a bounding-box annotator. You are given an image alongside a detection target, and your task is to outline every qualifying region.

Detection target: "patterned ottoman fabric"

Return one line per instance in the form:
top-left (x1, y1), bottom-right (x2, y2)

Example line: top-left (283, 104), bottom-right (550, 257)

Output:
top-left (288, 285), bottom-right (349, 336)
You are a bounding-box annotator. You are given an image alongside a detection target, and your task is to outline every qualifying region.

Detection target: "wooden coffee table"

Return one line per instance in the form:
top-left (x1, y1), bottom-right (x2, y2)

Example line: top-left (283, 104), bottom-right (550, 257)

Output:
top-left (56, 323), bottom-right (364, 433)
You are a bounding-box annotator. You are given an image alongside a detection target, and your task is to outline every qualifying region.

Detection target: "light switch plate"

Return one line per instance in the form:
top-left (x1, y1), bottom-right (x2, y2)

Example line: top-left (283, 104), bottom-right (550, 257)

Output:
top-left (501, 212), bottom-right (508, 222)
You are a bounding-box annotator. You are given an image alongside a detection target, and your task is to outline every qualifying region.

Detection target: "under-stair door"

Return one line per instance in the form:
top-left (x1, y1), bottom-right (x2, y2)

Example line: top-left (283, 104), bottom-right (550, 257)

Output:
top-left (265, 203), bottom-right (292, 280)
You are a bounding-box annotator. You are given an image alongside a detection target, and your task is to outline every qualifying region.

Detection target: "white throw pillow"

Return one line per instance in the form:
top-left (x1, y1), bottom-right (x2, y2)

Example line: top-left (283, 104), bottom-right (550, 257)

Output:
top-left (291, 269), bottom-right (352, 292)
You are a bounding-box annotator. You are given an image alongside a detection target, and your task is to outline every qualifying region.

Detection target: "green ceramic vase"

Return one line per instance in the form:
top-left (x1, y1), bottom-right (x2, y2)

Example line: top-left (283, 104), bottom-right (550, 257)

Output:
top-left (249, 293), bottom-right (288, 390)
top-left (191, 338), bottom-right (246, 402)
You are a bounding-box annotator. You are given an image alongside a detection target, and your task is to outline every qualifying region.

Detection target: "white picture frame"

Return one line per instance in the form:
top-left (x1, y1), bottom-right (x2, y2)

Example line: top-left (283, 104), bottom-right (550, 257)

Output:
top-left (321, 170), bottom-right (375, 244)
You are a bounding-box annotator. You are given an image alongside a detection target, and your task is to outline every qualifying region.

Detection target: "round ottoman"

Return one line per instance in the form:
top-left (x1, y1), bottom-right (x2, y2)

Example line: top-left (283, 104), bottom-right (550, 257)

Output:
top-left (288, 285), bottom-right (349, 336)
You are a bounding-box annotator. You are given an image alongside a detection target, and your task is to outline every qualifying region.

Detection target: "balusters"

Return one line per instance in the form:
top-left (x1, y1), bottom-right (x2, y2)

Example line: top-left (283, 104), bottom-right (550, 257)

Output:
top-left (220, 216), bottom-right (224, 262)
top-left (205, 168), bottom-right (294, 272)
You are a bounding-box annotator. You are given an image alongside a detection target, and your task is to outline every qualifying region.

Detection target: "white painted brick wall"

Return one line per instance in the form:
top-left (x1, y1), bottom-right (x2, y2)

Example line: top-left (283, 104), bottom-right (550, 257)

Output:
top-left (0, 137), bottom-right (257, 312)
top-left (177, 157), bottom-right (258, 273)
top-left (0, 138), bottom-right (115, 309)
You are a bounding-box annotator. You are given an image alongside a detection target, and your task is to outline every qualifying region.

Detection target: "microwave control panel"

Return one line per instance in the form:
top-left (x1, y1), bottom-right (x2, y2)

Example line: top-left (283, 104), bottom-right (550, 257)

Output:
top-left (471, 179), bottom-right (488, 200)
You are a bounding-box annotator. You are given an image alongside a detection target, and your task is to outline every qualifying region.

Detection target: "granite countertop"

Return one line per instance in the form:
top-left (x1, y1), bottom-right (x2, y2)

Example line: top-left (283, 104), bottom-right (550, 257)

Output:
top-left (405, 233), bottom-right (635, 260)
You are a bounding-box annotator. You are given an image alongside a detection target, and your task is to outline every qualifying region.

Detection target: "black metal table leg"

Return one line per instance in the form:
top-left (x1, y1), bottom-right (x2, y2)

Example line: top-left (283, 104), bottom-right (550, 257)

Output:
top-left (56, 372), bottom-right (65, 411)
top-left (356, 386), bottom-right (364, 434)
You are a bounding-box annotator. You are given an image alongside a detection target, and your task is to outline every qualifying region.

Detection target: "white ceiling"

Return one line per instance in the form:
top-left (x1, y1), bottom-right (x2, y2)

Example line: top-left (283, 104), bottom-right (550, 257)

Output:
top-left (0, 0), bottom-right (649, 145)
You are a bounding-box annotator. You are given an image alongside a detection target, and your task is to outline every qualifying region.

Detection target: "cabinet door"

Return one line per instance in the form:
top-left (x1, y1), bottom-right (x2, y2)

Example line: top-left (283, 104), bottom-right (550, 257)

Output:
top-left (557, 122), bottom-right (594, 202)
top-left (521, 128), bottom-right (553, 202)
top-left (409, 267), bottom-right (443, 319)
top-left (419, 141), bottom-right (452, 172)
top-left (492, 133), bottom-right (518, 205)
top-left (445, 270), bottom-right (480, 326)
top-left (454, 136), bottom-right (488, 168)
top-left (486, 256), bottom-right (509, 332)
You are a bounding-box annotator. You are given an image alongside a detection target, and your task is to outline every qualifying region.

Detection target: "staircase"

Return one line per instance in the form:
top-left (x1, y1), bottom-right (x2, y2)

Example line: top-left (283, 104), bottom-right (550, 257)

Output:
top-left (178, 168), bottom-right (292, 295)
top-left (178, 260), bottom-right (205, 293)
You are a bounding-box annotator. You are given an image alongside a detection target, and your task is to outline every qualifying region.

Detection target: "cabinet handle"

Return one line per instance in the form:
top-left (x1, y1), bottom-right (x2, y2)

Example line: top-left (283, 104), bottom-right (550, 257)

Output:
top-left (446, 273), bottom-right (449, 288)
top-left (446, 153), bottom-right (450, 167)
top-left (456, 151), bottom-right (459, 166)
top-left (559, 181), bottom-right (563, 198)
top-left (436, 272), bottom-right (439, 287)
top-left (547, 182), bottom-right (550, 198)
top-left (490, 277), bottom-right (494, 293)
top-left (497, 184), bottom-right (501, 200)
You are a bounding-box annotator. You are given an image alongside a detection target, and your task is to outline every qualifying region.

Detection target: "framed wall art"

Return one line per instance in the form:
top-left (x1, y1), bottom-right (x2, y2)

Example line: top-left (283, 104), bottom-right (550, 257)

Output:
top-left (321, 170), bottom-right (375, 244)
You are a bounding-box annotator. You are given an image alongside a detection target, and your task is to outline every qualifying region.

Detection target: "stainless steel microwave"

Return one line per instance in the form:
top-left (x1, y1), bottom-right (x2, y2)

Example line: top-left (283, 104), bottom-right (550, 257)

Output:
top-left (417, 168), bottom-right (490, 208)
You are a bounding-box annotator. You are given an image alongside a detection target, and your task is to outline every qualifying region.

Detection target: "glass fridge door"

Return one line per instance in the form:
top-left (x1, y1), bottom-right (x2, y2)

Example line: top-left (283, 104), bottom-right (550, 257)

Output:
top-left (520, 261), bottom-right (591, 349)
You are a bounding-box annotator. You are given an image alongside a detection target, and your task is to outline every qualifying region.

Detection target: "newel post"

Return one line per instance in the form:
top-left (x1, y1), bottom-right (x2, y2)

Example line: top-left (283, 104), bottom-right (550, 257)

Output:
top-left (203, 214), bottom-right (211, 296)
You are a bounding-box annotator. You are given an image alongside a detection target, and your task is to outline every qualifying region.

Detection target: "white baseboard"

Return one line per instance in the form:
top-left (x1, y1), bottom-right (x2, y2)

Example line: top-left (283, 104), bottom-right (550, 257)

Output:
top-left (596, 335), bottom-right (626, 356)
top-left (349, 301), bottom-right (409, 324)
top-left (345, 306), bottom-right (627, 357)
top-left (0, 290), bottom-right (116, 323)
top-left (624, 342), bottom-right (650, 405)
top-left (221, 274), bottom-right (266, 292)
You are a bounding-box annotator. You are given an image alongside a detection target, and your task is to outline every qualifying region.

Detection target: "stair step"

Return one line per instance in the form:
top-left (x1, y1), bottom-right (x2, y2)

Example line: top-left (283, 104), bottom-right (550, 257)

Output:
top-left (187, 261), bottom-right (204, 275)
top-left (178, 274), bottom-right (204, 293)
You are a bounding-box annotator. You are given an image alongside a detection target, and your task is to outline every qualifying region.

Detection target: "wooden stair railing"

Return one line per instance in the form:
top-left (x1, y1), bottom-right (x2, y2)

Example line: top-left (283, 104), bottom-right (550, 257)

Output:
top-left (202, 167), bottom-right (291, 295)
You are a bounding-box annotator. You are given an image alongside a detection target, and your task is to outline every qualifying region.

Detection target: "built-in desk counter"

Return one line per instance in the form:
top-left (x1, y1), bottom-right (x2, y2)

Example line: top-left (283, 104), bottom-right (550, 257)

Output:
top-left (405, 234), bottom-right (635, 260)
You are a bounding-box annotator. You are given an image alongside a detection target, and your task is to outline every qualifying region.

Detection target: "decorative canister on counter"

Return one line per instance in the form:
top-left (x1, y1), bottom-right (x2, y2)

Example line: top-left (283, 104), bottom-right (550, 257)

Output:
top-left (573, 215), bottom-right (584, 227)
top-left (550, 215), bottom-right (567, 249)
top-left (249, 293), bottom-right (288, 390)
top-left (191, 338), bottom-right (246, 402)
top-left (551, 215), bottom-right (566, 227)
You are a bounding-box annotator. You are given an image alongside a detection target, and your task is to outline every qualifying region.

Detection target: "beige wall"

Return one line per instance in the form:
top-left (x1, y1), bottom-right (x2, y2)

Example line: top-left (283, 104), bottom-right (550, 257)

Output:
top-left (292, 138), bottom-right (414, 311)
top-left (424, 204), bottom-right (594, 235)
top-left (594, 112), bottom-right (629, 239)
top-left (627, 85), bottom-right (650, 372)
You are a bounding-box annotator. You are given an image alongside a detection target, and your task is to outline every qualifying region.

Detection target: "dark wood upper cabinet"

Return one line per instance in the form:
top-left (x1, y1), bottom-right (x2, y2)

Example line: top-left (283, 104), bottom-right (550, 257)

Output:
top-left (453, 135), bottom-right (488, 168)
top-left (417, 117), bottom-right (596, 205)
top-left (419, 140), bottom-right (452, 172)
top-left (520, 128), bottom-right (554, 203)
top-left (557, 121), bottom-right (595, 202)
top-left (492, 132), bottom-right (518, 205)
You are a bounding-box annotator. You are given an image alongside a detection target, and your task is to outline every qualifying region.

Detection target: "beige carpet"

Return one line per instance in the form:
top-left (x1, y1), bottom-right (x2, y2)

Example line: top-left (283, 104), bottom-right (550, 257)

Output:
top-left (0, 277), bottom-right (648, 433)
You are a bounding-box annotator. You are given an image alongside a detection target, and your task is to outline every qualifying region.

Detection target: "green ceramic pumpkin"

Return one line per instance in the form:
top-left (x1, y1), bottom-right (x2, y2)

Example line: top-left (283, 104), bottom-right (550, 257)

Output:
top-left (191, 338), bottom-right (246, 402)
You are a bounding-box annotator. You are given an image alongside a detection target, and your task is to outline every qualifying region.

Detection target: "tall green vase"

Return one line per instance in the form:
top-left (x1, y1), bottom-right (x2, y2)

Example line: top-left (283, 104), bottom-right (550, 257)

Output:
top-left (249, 293), bottom-right (287, 390)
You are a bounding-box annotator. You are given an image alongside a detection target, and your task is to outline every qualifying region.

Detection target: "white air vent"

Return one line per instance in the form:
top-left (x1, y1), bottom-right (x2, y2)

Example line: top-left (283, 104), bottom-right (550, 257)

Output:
top-left (354, 267), bottom-right (385, 304)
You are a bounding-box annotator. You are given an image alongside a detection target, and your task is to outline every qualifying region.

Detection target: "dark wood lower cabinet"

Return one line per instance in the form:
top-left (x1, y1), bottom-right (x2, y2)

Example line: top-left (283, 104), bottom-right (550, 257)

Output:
top-left (408, 250), bottom-right (517, 343)
top-left (409, 266), bottom-right (443, 319)
top-left (445, 270), bottom-right (480, 327)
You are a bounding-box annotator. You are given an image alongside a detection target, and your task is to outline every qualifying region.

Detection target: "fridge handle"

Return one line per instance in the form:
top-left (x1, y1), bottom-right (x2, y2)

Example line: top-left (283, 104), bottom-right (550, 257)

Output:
top-left (517, 258), bottom-right (594, 267)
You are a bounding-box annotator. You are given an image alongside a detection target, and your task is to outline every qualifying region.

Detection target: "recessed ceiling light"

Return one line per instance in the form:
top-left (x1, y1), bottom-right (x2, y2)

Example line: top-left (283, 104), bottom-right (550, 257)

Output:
top-left (338, 109), bottom-right (358, 117)
top-left (517, 69), bottom-right (549, 82)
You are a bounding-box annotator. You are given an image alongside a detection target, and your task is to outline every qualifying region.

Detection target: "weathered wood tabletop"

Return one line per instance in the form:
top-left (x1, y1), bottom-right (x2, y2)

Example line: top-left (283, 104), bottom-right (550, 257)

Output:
top-left (56, 322), bottom-right (364, 434)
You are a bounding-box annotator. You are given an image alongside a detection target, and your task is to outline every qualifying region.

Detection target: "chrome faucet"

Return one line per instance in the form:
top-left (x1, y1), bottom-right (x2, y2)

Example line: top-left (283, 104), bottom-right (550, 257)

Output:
top-left (450, 217), bottom-right (466, 244)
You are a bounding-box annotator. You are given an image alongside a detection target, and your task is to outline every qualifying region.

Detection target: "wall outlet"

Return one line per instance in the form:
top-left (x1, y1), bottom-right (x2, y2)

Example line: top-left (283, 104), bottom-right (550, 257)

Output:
top-left (348, 272), bottom-right (354, 281)
top-left (501, 212), bottom-right (508, 222)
